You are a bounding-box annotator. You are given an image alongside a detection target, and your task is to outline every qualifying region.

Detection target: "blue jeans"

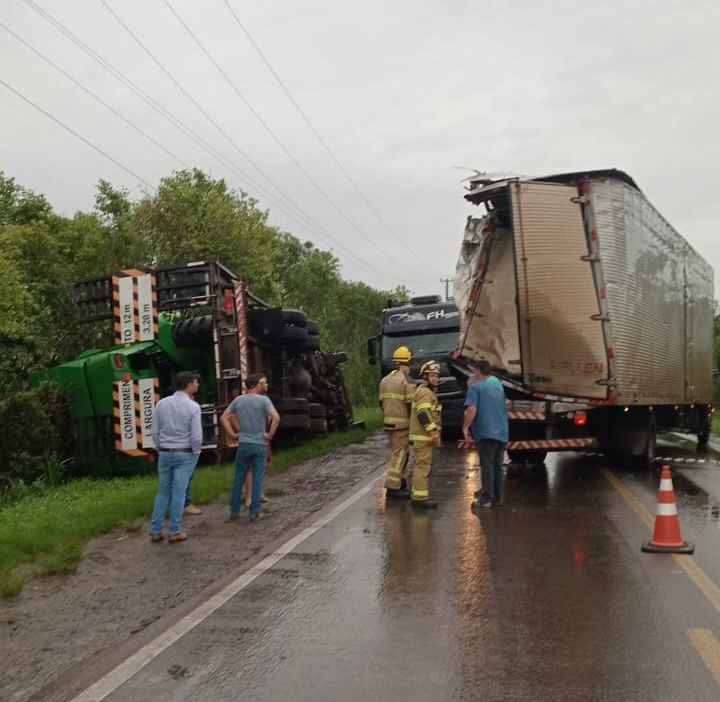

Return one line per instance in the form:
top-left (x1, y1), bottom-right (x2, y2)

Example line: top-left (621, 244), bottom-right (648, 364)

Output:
top-left (151, 452), bottom-right (198, 535)
top-left (477, 439), bottom-right (506, 503)
top-left (184, 468), bottom-right (196, 508)
top-left (231, 443), bottom-right (267, 517)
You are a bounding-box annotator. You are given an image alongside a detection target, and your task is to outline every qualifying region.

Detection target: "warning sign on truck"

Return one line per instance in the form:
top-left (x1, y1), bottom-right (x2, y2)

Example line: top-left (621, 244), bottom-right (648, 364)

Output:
top-left (112, 269), bottom-right (158, 345)
top-left (113, 377), bottom-right (159, 456)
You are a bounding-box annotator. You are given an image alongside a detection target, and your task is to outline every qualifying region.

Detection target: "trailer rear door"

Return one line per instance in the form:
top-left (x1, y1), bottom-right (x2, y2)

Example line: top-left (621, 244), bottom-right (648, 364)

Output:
top-left (509, 181), bottom-right (608, 399)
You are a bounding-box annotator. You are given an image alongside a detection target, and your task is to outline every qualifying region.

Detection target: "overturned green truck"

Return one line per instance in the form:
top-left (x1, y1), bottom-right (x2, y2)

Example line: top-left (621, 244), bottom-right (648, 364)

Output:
top-left (32, 262), bottom-right (353, 473)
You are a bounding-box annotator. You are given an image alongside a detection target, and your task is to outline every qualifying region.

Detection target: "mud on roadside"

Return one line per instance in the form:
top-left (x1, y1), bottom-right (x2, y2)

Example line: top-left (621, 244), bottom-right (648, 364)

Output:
top-left (0, 433), bottom-right (387, 702)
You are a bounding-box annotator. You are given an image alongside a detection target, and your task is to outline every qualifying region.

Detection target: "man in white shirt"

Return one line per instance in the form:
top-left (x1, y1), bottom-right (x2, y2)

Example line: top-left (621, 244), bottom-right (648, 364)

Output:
top-left (149, 371), bottom-right (202, 543)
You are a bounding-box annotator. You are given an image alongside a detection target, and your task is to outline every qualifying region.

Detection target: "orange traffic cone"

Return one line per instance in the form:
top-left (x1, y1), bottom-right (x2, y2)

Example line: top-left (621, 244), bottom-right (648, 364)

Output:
top-left (642, 465), bottom-right (694, 554)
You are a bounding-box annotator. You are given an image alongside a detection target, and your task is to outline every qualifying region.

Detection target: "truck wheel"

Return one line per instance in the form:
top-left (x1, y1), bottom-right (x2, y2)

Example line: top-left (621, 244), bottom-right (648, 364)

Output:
top-left (507, 449), bottom-right (547, 465)
top-left (172, 315), bottom-right (213, 348)
top-left (306, 320), bottom-right (320, 335)
top-left (276, 326), bottom-right (309, 345)
top-left (274, 397), bottom-right (309, 413)
top-left (279, 413), bottom-right (311, 430)
top-left (308, 403), bottom-right (327, 418)
top-left (302, 335), bottom-right (321, 351)
top-left (280, 309), bottom-right (307, 327)
top-left (310, 418), bottom-right (328, 434)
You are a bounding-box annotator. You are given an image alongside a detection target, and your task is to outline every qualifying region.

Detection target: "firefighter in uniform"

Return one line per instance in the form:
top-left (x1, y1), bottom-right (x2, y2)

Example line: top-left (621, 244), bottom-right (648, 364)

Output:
top-left (409, 360), bottom-right (442, 508)
top-left (379, 345), bottom-right (416, 499)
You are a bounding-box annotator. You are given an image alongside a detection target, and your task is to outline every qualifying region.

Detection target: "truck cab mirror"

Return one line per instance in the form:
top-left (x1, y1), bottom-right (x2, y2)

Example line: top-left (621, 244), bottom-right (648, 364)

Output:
top-left (367, 337), bottom-right (378, 365)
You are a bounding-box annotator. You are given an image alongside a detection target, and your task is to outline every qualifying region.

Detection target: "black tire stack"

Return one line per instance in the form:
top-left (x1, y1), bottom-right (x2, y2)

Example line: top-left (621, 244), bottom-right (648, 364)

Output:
top-left (249, 308), bottom-right (350, 440)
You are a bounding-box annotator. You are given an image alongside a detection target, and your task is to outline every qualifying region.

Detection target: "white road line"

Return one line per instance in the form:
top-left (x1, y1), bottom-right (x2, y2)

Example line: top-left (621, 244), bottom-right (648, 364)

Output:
top-left (71, 472), bottom-right (383, 702)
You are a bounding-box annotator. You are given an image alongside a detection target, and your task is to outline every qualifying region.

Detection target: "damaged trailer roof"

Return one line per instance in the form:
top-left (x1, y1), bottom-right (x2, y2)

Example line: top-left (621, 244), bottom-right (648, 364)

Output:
top-left (464, 168), bottom-right (640, 204)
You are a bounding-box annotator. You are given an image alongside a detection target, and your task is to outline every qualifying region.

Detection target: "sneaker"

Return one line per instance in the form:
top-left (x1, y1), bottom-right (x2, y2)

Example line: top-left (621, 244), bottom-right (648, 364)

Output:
top-left (168, 532), bottom-right (188, 543)
top-left (249, 513), bottom-right (265, 522)
top-left (411, 498), bottom-right (438, 509)
top-left (228, 512), bottom-right (241, 522)
top-left (149, 532), bottom-right (165, 543)
top-left (471, 500), bottom-right (493, 509)
top-left (184, 505), bottom-right (203, 516)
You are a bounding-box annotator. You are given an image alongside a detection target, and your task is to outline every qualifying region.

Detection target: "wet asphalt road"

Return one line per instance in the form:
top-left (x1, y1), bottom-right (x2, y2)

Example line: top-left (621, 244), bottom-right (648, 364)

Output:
top-left (85, 440), bottom-right (720, 702)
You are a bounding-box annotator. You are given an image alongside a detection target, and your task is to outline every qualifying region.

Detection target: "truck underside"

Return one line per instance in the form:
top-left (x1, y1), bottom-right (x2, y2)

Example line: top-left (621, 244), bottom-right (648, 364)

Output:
top-left (33, 262), bottom-right (354, 475)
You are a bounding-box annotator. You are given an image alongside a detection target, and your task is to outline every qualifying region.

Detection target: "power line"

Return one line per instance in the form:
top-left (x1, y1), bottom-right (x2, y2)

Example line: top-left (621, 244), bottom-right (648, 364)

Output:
top-left (0, 76), bottom-right (153, 189)
top-left (0, 19), bottom-right (191, 171)
top-left (19, 0), bottom-right (396, 285)
top-left (161, 0), bottom-right (436, 283)
top-left (98, 0), bottom-right (323, 239)
top-left (98, 1), bottom-right (403, 286)
top-left (221, 0), bottom-right (427, 269)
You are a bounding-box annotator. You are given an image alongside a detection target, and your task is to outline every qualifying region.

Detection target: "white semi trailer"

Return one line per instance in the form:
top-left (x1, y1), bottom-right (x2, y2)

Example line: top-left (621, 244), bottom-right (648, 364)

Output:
top-left (453, 169), bottom-right (714, 467)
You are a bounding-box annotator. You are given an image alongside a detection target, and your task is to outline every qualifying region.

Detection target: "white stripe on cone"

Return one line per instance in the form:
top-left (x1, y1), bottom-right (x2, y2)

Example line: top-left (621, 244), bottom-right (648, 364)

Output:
top-left (656, 503), bottom-right (678, 516)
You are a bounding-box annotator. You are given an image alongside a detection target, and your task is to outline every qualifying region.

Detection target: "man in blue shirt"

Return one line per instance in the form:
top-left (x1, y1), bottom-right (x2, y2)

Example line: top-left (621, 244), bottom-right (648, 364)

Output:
top-left (462, 360), bottom-right (509, 509)
top-left (150, 371), bottom-right (203, 543)
top-left (220, 373), bottom-right (280, 521)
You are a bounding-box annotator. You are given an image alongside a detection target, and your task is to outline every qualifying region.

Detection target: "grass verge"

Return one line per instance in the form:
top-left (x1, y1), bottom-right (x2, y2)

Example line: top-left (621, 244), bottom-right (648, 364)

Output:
top-left (0, 407), bottom-right (382, 597)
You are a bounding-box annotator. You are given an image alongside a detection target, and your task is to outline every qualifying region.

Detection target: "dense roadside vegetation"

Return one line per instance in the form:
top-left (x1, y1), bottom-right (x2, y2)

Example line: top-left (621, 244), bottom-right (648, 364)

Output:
top-left (0, 169), bottom-right (402, 490)
top-left (0, 407), bottom-right (382, 596)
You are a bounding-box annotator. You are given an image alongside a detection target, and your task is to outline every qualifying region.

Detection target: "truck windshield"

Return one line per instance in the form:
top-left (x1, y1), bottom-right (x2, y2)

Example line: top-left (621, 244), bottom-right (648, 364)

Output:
top-left (382, 332), bottom-right (459, 360)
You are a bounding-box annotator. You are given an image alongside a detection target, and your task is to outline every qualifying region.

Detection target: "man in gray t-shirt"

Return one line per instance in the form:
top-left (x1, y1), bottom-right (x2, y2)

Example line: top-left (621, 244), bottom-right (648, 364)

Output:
top-left (220, 374), bottom-right (280, 520)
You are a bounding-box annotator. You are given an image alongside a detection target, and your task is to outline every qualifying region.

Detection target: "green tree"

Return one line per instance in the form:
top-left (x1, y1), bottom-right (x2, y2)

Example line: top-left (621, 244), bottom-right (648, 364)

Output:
top-left (135, 169), bottom-right (276, 291)
top-left (0, 171), bottom-right (52, 225)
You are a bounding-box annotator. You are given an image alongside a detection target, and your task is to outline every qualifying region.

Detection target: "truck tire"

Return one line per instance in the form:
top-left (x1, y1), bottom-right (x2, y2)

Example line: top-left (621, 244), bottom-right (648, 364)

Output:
top-left (280, 309), bottom-right (307, 327)
top-left (172, 315), bottom-right (213, 348)
top-left (306, 320), bottom-right (320, 335)
top-left (308, 403), bottom-right (327, 418)
top-left (310, 418), bottom-right (328, 433)
top-left (303, 335), bottom-right (321, 351)
top-left (276, 326), bottom-right (309, 345)
top-left (507, 449), bottom-right (547, 465)
top-left (279, 413), bottom-right (311, 430)
top-left (274, 397), bottom-right (309, 413)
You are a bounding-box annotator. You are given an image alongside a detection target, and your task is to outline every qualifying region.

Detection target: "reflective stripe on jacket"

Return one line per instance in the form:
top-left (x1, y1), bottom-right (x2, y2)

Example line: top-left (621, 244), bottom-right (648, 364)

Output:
top-left (409, 382), bottom-right (442, 442)
top-left (378, 367), bottom-right (415, 429)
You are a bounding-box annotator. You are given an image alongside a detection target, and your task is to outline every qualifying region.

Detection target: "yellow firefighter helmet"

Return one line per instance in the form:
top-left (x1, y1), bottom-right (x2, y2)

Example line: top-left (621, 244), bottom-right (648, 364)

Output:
top-left (419, 360), bottom-right (441, 376)
top-left (392, 346), bottom-right (413, 364)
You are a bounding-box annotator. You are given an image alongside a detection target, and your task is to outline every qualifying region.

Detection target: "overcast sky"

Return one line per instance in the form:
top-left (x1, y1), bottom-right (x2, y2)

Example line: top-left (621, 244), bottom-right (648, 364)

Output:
top-left (2, 0), bottom-right (718, 296)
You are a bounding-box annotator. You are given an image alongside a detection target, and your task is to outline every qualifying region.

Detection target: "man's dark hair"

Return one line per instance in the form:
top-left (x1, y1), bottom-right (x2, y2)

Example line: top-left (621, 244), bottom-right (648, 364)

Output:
top-left (473, 359), bottom-right (492, 375)
top-left (175, 370), bottom-right (199, 390)
top-left (245, 373), bottom-right (265, 390)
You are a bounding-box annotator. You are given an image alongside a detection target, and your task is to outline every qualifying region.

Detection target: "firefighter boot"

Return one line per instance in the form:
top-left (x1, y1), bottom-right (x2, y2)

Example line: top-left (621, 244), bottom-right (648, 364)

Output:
top-left (386, 486), bottom-right (411, 500)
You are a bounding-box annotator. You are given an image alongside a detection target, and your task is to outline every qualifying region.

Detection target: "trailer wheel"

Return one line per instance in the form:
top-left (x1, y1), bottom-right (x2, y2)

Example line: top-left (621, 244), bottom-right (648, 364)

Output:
top-left (274, 397), bottom-right (309, 413)
top-left (280, 309), bottom-right (307, 327)
top-left (276, 325), bottom-right (309, 345)
top-left (507, 449), bottom-right (547, 465)
top-left (308, 403), bottom-right (327, 418)
top-left (310, 418), bottom-right (328, 434)
top-left (302, 335), bottom-right (321, 351)
top-left (279, 413), bottom-right (311, 430)
top-left (172, 315), bottom-right (214, 348)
